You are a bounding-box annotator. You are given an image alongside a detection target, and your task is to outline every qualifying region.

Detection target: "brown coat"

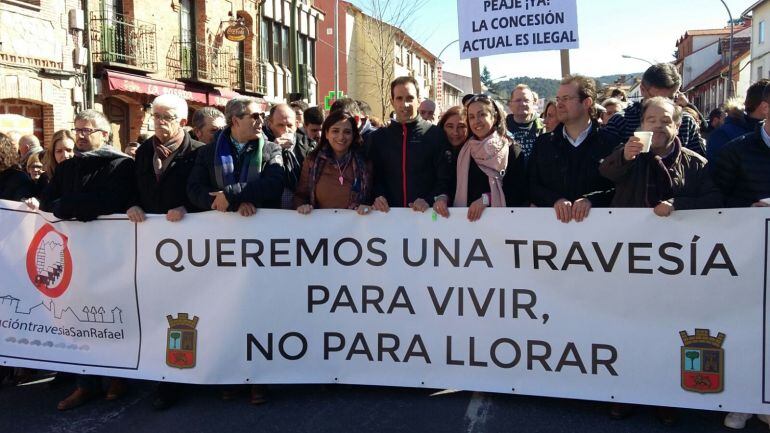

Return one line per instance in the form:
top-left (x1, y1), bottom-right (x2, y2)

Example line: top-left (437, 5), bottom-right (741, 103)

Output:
top-left (599, 144), bottom-right (722, 210)
top-left (293, 155), bottom-right (373, 209)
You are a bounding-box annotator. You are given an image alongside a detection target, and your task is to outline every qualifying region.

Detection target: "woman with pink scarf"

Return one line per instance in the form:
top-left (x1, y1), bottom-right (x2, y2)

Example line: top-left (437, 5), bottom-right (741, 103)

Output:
top-left (451, 95), bottom-right (528, 220)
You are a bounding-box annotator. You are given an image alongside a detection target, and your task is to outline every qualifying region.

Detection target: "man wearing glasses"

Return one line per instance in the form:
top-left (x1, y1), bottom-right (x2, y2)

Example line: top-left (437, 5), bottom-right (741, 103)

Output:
top-left (604, 63), bottom-right (706, 156)
top-left (187, 96), bottom-right (284, 217)
top-left (35, 109), bottom-right (135, 410)
top-left (506, 84), bottom-right (543, 161)
top-left (528, 75), bottom-right (616, 223)
top-left (37, 110), bottom-right (134, 222)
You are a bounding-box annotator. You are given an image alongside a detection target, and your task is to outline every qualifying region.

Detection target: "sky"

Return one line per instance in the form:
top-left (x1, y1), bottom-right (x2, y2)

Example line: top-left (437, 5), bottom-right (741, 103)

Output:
top-left (349, 0), bottom-right (759, 79)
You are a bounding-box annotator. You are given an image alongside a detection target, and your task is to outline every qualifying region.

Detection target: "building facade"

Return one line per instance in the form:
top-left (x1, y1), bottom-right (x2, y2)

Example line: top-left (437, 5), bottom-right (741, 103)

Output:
top-left (676, 24), bottom-right (751, 114)
top-left (0, 0), bottom-right (83, 148)
top-left (744, 0), bottom-right (770, 83)
top-left (343, 1), bottom-right (437, 122)
top-left (88, 0), bottom-right (323, 149)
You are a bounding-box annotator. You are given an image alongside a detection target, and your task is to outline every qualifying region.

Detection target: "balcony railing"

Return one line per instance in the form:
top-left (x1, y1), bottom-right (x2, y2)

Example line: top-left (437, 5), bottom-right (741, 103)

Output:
top-left (166, 37), bottom-right (236, 87)
top-left (90, 12), bottom-right (157, 72)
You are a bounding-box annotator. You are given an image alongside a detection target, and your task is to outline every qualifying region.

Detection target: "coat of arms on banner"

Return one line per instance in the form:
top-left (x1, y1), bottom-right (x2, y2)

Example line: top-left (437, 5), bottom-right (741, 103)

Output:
top-left (679, 329), bottom-right (725, 393)
top-left (166, 313), bottom-right (199, 369)
top-left (25, 224), bottom-right (73, 298)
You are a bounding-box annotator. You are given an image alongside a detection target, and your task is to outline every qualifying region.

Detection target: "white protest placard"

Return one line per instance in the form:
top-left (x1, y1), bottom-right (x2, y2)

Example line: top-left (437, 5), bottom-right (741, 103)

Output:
top-left (458, 0), bottom-right (579, 59)
top-left (1, 199), bottom-right (770, 414)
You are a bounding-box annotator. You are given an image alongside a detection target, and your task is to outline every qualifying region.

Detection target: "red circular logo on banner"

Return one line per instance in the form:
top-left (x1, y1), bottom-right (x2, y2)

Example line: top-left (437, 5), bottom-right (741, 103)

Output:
top-left (25, 224), bottom-right (73, 298)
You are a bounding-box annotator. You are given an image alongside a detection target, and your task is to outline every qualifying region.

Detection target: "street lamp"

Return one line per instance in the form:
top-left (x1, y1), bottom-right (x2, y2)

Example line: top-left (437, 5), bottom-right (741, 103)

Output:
top-left (621, 54), bottom-right (655, 66)
top-left (720, 0), bottom-right (735, 100)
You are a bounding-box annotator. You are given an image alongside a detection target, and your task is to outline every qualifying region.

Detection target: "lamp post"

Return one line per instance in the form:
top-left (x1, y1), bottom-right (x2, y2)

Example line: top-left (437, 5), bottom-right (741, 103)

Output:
top-left (621, 54), bottom-right (655, 66)
top-left (719, 0), bottom-right (735, 101)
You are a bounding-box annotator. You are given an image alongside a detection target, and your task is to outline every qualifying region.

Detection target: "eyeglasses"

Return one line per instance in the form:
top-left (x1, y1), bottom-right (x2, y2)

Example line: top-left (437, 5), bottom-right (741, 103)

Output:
top-left (152, 113), bottom-right (178, 122)
top-left (242, 112), bottom-right (265, 121)
top-left (71, 128), bottom-right (104, 136)
top-left (555, 95), bottom-right (581, 104)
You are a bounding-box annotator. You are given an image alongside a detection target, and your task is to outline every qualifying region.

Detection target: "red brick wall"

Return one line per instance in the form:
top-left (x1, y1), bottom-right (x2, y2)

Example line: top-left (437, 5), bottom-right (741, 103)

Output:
top-left (315, 0), bottom-right (348, 107)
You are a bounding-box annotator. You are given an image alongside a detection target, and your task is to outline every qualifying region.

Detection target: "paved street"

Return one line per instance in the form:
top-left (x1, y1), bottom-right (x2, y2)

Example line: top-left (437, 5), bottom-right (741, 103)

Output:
top-left (0, 377), bottom-right (767, 433)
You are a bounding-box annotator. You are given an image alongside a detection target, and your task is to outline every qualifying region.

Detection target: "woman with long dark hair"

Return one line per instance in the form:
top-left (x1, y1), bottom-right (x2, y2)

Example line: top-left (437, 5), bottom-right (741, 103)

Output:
top-left (293, 110), bottom-right (373, 214)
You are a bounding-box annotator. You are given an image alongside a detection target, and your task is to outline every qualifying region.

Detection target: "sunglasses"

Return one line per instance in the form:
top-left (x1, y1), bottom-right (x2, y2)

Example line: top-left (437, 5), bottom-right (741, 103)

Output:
top-left (243, 112), bottom-right (265, 121)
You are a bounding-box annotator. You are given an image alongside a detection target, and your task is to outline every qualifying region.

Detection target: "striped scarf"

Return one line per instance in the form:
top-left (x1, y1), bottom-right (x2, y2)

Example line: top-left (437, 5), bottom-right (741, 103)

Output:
top-left (213, 129), bottom-right (264, 189)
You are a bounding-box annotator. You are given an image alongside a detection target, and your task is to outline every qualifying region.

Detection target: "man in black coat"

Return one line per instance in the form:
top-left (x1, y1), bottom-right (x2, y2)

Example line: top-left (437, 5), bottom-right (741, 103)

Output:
top-left (36, 109), bottom-right (134, 410)
top-left (262, 103), bottom-right (313, 209)
top-left (367, 76), bottom-right (451, 215)
top-left (187, 97), bottom-right (284, 215)
top-left (127, 94), bottom-right (205, 225)
top-left (529, 74), bottom-right (616, 223)
top-left (39, 110), bottom-right (134, 222)
top-left (713, 83), bottom-right (770, 208)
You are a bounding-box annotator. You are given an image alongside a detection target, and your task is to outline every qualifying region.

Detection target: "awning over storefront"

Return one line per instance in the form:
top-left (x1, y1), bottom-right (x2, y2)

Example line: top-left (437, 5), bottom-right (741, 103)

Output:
top-left (104, 71), bottom-right (268, 110)
top-left (105, 71), bottom-right (208, 104)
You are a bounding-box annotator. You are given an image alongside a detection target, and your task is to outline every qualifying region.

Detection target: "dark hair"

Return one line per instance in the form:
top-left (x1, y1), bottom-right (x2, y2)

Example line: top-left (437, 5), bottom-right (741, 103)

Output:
top-left (464, 94), bottom-right (508, 139)
top-left (610, 88), bottom-right (627, 101)
top-left (290, 100), bottom-right (309, 112)
top-left (303, 106), bottom-right (324, 126)
top-left (461, 94), bottom-right (475, 106)
top-left (438, 106), bottom-right (466, 130)
top-left (330, 98), bottom-right (362, 116)
top-left (561, 74), bottom-right (598, 117)
top-left (390, 76), bottom-right (419, 99)
top-left (312, 110), bottom-right (363, 157)
top-left (540, 100), bottom-right (557, 120)
top-left (708, 108), bottom-right (725, 120)
top-left (747, 79), bottom-right (770, 113)
top-left (0, 133), bottom-right (20, 172)
top-left (642, 63), bottom-right (681, 91)
top-left (356, 100), bottom-right (373, 117)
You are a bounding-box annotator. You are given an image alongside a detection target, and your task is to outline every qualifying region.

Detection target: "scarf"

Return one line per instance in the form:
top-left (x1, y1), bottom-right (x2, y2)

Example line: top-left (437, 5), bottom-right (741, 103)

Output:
top-left (75, 145), bottom-right (126, 158)
top-left (307, 147), bottom-right (369, 209)
top-left (152, 129), bottom-right (185, 180)
top-left (644, 137), bottom-right (681, 207)
top-left (213, 129), bottom-right (264, 189)
top-left (454, 131), bottom-right (509, 207)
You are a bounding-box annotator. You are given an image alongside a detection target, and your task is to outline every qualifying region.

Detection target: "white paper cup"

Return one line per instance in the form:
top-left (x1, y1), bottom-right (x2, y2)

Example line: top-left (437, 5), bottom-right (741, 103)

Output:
top-left (634, 131), bottom-right (653, 153)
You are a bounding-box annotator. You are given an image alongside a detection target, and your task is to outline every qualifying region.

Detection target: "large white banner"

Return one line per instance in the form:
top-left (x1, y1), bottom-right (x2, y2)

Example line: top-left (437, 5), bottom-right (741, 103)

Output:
top-left (1, 199), bottom-right (769, 414)
top-left (457, 0), bottom-right (579, 59)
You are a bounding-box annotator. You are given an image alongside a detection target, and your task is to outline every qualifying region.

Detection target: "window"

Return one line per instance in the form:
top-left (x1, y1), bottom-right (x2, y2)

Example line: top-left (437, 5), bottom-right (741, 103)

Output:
top-left (298, 35), bottom-right (307, 66)
top-left (761, 21), bottom-right (766, 44)
top-left (273, 24), bottom-right (281, 64)
top-left (180, 0), bottom-right (194, 43)
top-left (260, 18), bottom-right (270, 62)
top-left (308, 39), bottom-right (315, 75)
top-left (281, 27), bottom-right (290, 66)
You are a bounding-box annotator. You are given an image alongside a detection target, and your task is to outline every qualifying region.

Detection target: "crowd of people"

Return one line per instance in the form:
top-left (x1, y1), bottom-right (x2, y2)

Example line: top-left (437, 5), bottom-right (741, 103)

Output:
top-left (0, 62), bottom-right (769, 428)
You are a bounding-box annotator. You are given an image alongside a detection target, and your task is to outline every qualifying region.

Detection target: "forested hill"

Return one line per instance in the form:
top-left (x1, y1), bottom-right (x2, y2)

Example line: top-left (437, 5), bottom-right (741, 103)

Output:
top-left (493, 73), bottom-right (641, 100)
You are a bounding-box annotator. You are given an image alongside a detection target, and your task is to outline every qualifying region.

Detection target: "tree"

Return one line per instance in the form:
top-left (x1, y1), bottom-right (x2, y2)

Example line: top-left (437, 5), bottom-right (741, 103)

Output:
top-left (353, 0), bottom-right (430, 120)
top-left (481, 66), bottom-right (493, 88)
top-left (686, 350), bottom-right (700, 370)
